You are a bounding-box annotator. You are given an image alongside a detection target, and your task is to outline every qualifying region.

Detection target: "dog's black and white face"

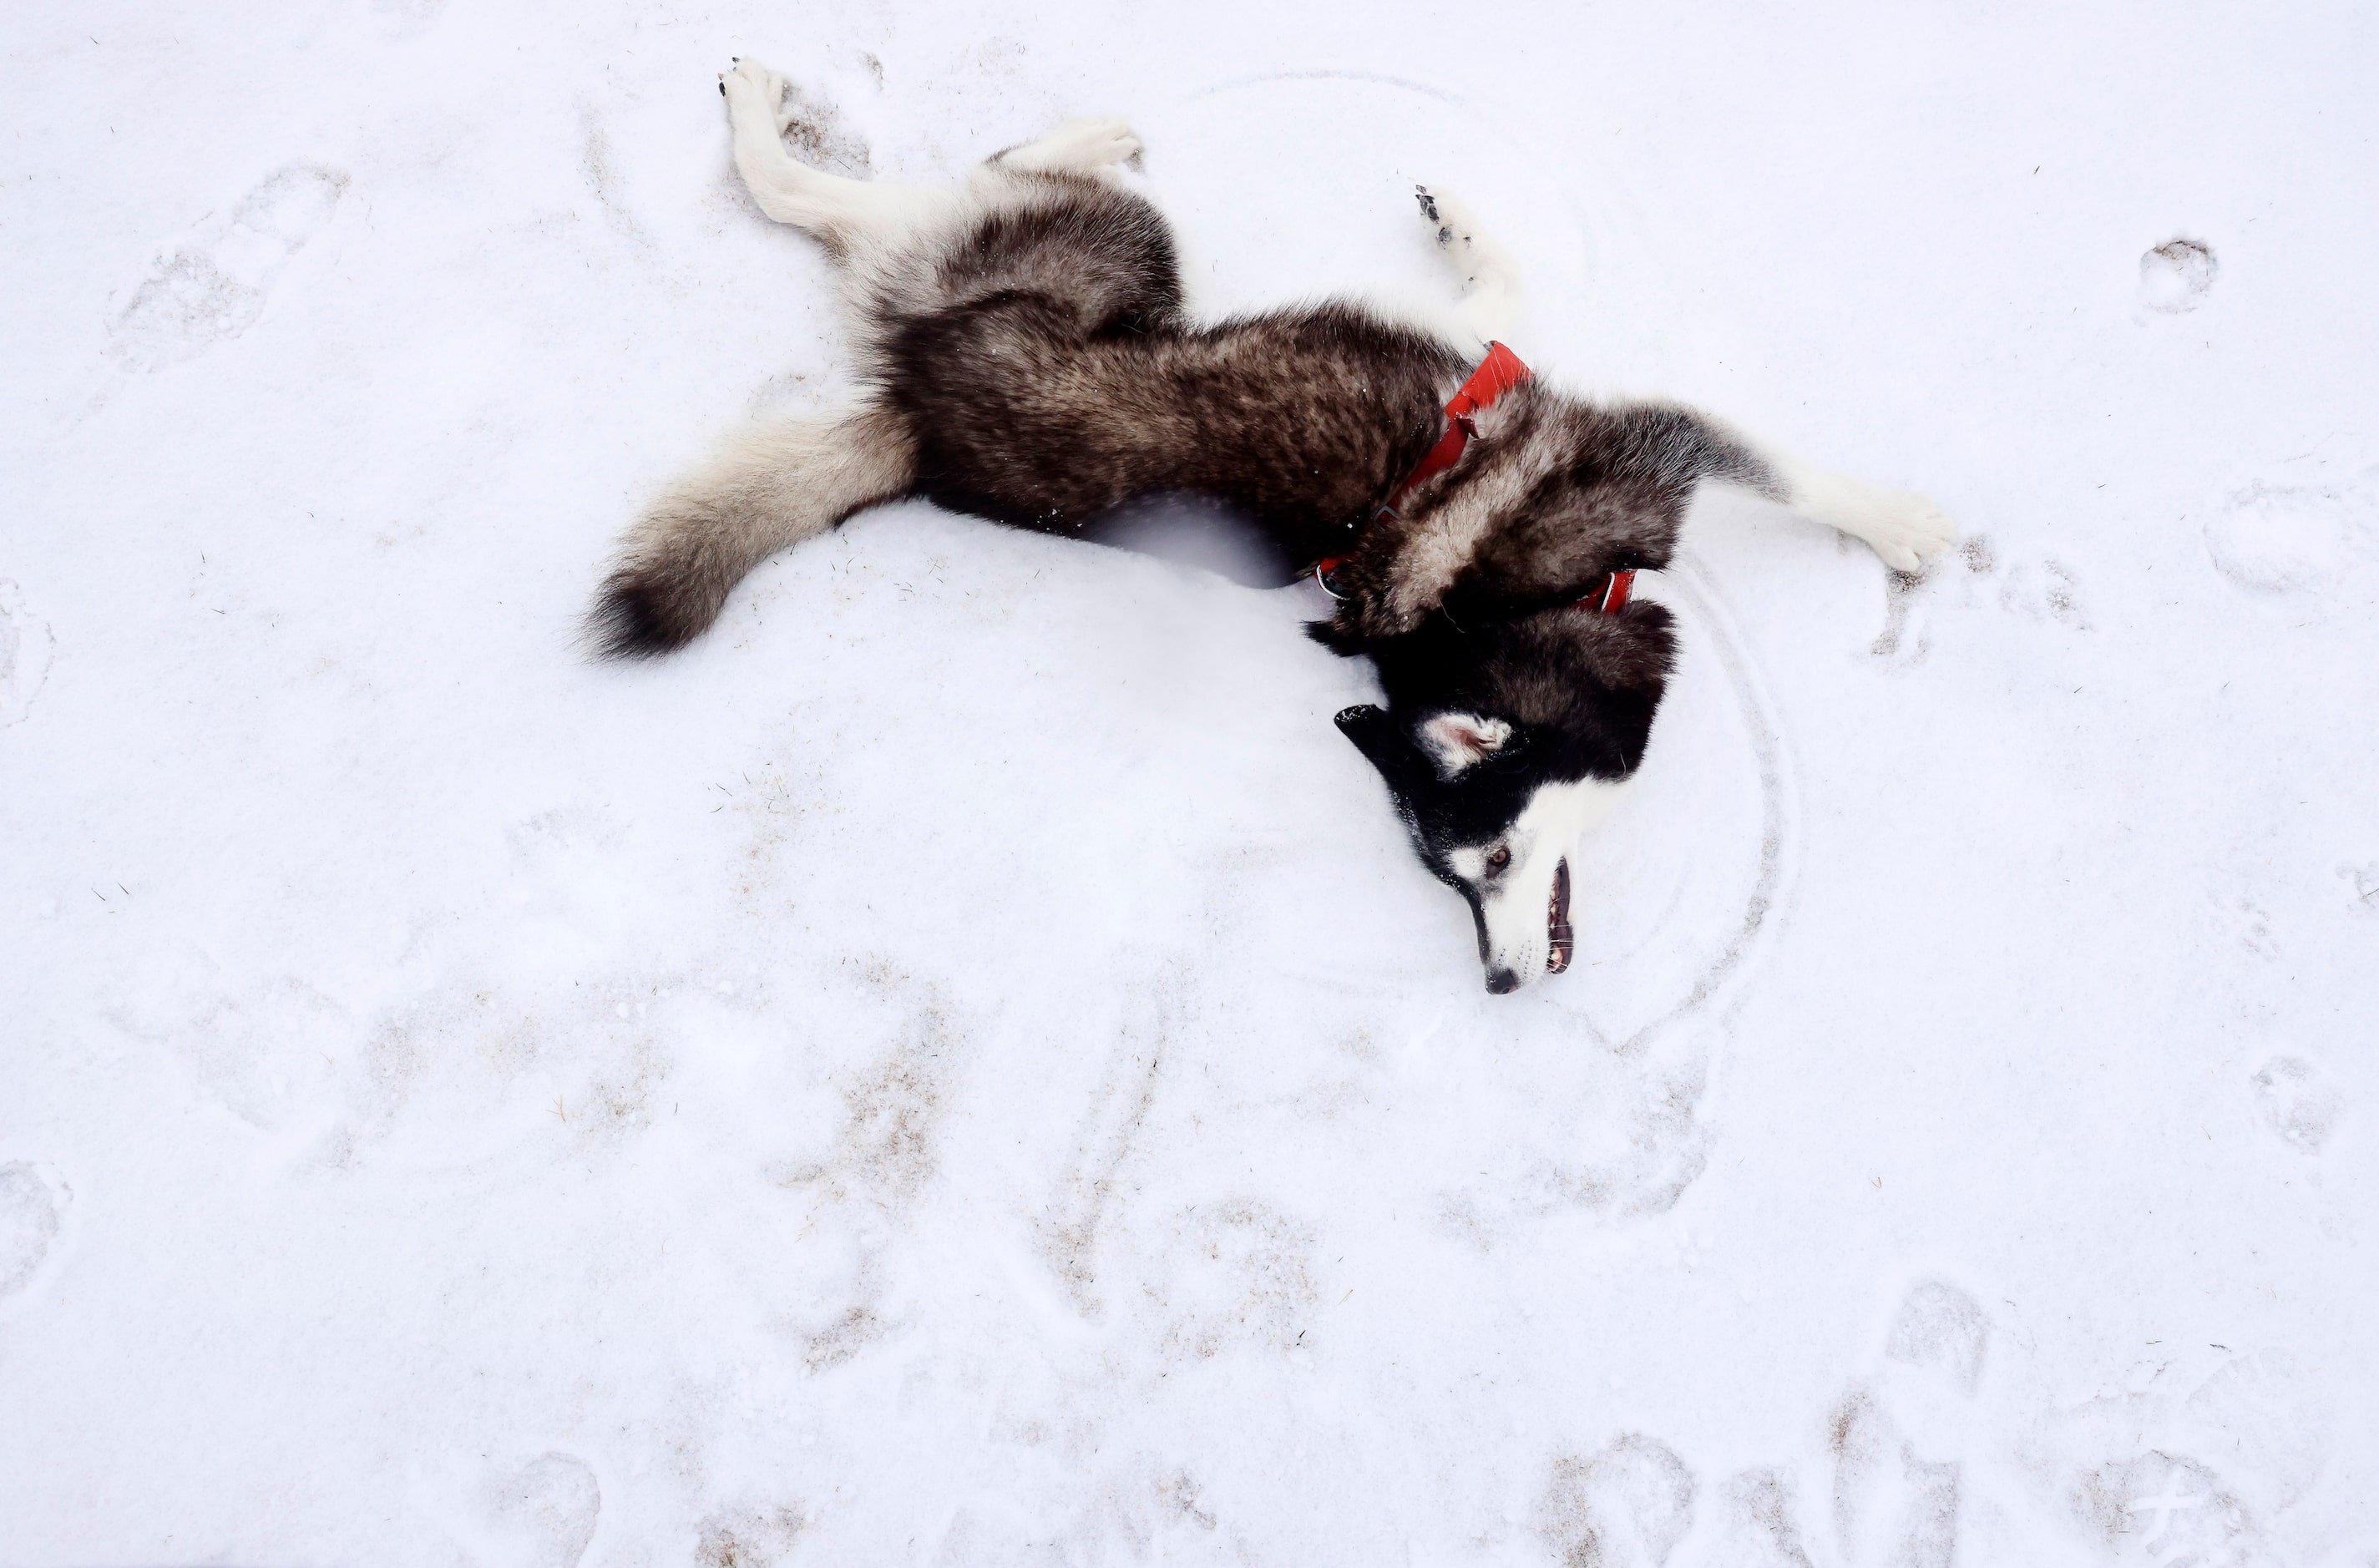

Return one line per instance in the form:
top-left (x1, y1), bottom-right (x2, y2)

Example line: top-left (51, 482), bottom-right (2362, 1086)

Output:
top-left (1332, 602), bottom-right (1673, 993)
top-left (1334, 704), bottom-right (1624, 993)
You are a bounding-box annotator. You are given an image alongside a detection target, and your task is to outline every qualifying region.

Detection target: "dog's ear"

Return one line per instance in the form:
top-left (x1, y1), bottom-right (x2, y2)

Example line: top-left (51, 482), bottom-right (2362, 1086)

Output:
top-left (1334, 704), bottom-right (1411, 784)
top-left (1416, 711), bottom-right (1512, 779)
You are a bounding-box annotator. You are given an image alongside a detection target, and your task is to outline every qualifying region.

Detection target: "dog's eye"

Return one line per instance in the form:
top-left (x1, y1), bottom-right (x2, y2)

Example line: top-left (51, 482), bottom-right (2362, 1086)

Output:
top-left (1486, 847), bottom-right (1511, 870)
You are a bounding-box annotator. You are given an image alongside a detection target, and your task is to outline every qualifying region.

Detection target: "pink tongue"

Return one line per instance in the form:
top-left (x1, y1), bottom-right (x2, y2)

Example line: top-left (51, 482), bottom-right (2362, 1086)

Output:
top-left (1546, 859), bottom-right (1574, 974)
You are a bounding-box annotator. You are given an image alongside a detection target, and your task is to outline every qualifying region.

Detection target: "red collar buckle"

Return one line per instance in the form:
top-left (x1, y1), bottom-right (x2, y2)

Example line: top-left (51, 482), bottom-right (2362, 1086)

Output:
top-left (1581, 569), bottom-right (1635, 615)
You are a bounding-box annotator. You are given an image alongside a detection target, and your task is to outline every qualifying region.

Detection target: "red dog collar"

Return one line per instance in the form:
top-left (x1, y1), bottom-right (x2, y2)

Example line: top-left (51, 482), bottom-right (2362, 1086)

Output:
top-left (1315, 343), bottom-right (1632, 617)
top-left (1378, 338), bottom-right (1532, 522)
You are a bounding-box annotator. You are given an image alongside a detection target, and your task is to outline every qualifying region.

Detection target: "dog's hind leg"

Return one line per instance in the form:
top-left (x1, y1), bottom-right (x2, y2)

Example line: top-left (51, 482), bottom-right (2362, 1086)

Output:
top-left (1607, 402), bottom-right (1957, 573)
top-left (1768, 452), bottom-right (1958, 573)
top-left (1416, 185), bottom-right (1524, 344)
top-left (588, 399), bottom-right (915, 658)
top-left (1668, 409), bottom-right (1957, 573)
top-left (720, 58), bottom-right (951, 251)
top-left (1703, 432), bottom-right (1958, 574)
top-left (989, 117), bottom-right (1144, 176)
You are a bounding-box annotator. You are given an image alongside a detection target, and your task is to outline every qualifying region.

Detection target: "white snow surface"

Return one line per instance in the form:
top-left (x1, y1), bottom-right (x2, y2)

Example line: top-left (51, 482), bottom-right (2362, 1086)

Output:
top-left (4, 2), bottom-right (2377, 1564)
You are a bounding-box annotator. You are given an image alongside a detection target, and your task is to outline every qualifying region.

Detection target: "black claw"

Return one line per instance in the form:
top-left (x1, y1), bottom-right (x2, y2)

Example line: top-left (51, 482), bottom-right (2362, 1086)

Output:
top-left (718, 81), bottom-right (726, 95)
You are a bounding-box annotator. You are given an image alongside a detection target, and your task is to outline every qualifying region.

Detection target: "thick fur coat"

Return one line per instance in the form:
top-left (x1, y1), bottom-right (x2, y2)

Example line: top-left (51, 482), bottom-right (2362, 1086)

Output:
top-left (590, 59), bottom-right (1956, 989)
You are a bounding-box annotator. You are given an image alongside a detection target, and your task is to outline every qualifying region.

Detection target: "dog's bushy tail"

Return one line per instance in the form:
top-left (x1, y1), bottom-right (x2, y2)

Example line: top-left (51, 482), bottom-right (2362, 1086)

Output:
top-left (585, 400), bottom-right (916, 658)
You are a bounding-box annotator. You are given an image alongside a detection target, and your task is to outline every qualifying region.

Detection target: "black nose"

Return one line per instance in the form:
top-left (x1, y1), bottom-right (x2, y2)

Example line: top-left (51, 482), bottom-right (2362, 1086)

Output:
top-left (1485, 968), bottom-right (1521, 994)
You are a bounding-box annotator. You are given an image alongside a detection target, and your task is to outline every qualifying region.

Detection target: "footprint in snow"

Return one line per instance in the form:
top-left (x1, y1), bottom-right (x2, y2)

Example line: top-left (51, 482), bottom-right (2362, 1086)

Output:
top-left (1536, 1433), bottom-right (1696, 1568)
top-left (478, 1452), bottom-right (601, 1568)
top-left (2183, 1351), bottom-right (2334, 1515)
top-left (0, 1162), bottom-right (68, 1298)
top-left (2139, 238), bottom-right (2218, 314)
top-left (1830, 1278), bottom-right (1987, 1566)
top-left (109, 163), bottom-right (347, 372)
top-left (1830, 1388), bottom-right (1958, 1568)
top-left (1155, 1196), bottom-right (1319, 1361)
top-left (697, 1504), bottom-right (810, 1567)
top-left (1885, 1277), bottom-right (1990, 1394)
top-left (2250, 1055), bottom-right (2342, 1153)
top-left (1706, 1469), bottom-right (1817, 1568)
top-left (2076, 1451), bottom-right (2260, 1566)
top-left (0, 579), bottom-right (56, 727)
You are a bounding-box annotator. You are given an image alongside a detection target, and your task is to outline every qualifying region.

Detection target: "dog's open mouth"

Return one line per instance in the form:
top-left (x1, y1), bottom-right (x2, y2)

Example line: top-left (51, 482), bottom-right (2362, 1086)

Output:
top-left (1546, 857), bottom-right (1574, 974)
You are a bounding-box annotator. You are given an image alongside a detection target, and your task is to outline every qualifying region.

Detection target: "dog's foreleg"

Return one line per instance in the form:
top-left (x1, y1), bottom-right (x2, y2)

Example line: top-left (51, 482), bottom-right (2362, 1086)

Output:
top-left (720, 58), bottom-right (949, 250)
top-left (1415, 185), bottom-right (1524, 345)
top-left (588, 400), bottom-right (915, 658)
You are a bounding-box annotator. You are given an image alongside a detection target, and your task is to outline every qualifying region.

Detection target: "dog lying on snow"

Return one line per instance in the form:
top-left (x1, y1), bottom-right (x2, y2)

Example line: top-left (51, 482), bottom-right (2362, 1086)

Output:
top-left (590, 58), bottom-right (1956, 992)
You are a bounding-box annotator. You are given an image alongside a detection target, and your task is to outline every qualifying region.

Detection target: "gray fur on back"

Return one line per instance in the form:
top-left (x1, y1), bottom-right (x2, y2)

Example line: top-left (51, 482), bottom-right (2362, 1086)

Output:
top-left (591, 151), bottom-right (1780, 789)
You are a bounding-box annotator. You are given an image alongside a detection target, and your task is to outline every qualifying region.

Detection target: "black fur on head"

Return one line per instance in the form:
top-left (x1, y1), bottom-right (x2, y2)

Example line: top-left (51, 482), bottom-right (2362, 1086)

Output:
top-left (1332, 599), bottom-right (1673, 862)
top-left (1334, 701), bottom-right (1548, 878)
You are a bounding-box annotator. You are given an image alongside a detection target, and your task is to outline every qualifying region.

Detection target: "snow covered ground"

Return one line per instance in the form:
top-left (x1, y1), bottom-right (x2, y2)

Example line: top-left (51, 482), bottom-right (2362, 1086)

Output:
top-left (4, 0), bottom-right (2376, 1562)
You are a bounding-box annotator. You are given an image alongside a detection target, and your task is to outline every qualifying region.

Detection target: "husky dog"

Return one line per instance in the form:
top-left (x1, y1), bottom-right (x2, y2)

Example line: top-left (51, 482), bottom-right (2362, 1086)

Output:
top-left (592, 58), bottom-right (1956, 991)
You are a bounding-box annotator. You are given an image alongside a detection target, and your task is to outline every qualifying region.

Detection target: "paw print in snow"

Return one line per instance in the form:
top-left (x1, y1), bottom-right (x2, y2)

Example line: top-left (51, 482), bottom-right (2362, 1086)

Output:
top-left (1995, 557), bottom-right (2085, 627)
top-left (2139, 238), bottom-right (2217, 314)
top-left (2203, 482), bottom-right (2372, 596)
top-left (1871, 534), bottom-right (2086, 666)
top-left (2220, 897), bottom-right (2279, 961)
top-left (2250, 1056), bottom-right (2341, 1153)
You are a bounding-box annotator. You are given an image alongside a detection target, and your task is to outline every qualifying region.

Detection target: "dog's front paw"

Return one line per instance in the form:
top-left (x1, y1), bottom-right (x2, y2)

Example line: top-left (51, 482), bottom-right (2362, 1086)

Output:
top-left (1856, 488), bottom-right (1959, 574)
top-left (1415, 184), bottom-right (1459, 247)
top-left (719, 56), bottom-right (788, 118)
top-left (1415, 185), bottom-right (1490, 260)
